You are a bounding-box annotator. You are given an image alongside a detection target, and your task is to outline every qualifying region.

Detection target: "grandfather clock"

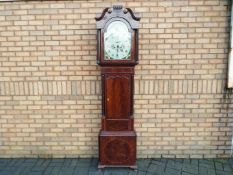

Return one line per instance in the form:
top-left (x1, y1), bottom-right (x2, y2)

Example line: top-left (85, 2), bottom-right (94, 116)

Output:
top-left (95, 5), bottom-right (140, 168)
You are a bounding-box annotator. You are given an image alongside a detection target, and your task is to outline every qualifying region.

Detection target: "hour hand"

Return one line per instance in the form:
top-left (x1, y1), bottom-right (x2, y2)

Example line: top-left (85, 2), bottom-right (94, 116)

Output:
top-left (111, 44), bottom-right (115, 49)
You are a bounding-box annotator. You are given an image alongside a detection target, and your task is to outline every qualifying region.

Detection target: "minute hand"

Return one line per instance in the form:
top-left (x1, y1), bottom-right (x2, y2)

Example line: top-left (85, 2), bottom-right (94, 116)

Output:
top-left (116, 44), bottom-right (119, 57)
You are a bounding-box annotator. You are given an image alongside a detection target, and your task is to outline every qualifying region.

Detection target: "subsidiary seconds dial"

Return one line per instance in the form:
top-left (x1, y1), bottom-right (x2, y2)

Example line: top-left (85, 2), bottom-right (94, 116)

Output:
top-left (104, 21), bottom-right (131, 60)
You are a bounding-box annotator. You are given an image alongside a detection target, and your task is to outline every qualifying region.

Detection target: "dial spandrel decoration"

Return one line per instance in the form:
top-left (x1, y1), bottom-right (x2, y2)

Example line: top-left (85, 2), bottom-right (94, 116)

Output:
top-left (104, 21), bottom-right (131, 60)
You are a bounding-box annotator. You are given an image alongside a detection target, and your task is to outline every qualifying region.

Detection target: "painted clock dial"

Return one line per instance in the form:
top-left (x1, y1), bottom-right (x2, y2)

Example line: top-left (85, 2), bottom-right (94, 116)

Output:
top-left (104, 21), bottom-right (131, 60)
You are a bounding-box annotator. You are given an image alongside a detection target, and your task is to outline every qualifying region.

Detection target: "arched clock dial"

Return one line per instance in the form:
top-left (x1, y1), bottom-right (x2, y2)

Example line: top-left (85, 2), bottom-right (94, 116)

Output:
top-left (104, 21), bottom-right (131, 60)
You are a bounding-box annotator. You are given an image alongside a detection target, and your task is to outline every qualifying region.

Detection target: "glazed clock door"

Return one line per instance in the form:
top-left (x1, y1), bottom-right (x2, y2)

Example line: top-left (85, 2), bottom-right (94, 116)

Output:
top-left (104, 21), bottom-right (131, 60)
top-left (105, 74), bottom-right (131, 119)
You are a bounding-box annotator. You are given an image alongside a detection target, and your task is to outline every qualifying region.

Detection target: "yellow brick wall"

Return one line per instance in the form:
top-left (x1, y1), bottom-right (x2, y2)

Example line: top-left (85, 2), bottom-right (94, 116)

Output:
top-left (0, 0), bottom-right (232, 158)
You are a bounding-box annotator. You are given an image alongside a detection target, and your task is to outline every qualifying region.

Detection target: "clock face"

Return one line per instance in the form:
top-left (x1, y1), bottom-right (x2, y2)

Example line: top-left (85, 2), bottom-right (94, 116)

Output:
top-left (104, 21), bottom-right (131, 60)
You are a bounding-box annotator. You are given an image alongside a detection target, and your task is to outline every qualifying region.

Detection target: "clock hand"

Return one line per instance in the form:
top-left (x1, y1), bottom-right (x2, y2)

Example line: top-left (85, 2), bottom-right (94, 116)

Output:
top-left (116, 45), bottom-right (119, 57)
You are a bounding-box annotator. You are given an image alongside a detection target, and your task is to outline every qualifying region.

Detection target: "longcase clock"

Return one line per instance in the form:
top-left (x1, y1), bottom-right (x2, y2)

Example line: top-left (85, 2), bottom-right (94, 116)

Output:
top-left (95, 5), bottom-right (140, 168)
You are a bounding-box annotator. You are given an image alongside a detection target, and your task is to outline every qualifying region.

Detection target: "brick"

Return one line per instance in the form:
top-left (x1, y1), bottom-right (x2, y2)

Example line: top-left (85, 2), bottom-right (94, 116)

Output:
top-left (0, 0), bottom-right (231, 159)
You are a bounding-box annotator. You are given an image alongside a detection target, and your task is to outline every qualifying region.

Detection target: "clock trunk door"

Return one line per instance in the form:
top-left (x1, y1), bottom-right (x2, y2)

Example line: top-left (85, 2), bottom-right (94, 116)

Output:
top-left (105, 75), bottom-right (132, 119)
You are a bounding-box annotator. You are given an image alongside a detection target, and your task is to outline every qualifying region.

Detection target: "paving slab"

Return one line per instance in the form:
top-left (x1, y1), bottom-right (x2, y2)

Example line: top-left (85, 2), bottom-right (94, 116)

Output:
top-left (167, 160), bottom-right (183, 171)
top-left (0, 158), bottom-right (232, 175)
top-left (137, 159), bottom-right (151, 172)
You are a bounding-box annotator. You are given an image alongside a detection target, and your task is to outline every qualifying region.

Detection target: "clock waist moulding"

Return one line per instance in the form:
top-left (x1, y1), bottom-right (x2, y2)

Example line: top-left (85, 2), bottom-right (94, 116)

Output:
top-left (95, 5), bottom-right (140, 168)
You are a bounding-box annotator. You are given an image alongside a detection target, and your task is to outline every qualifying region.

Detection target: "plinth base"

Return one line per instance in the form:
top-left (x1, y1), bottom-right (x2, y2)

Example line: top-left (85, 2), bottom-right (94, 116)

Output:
top-left (98, 164), bottom-right (137, 170)
top-left (99, 130), bottom-right (136, 168)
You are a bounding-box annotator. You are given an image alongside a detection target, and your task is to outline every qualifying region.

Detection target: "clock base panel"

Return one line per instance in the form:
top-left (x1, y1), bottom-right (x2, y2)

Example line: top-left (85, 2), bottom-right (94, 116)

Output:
top-left (99, 130), bottom-right (136, 167)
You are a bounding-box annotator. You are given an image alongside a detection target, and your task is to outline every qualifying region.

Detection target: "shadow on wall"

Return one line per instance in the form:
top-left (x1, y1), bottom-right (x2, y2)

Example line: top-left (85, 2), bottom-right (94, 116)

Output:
top-left (222, 88), bottom-right (233, 156)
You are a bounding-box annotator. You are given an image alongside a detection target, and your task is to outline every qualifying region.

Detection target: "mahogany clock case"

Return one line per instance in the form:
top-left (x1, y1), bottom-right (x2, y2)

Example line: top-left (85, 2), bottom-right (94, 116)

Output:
top-left (95, 5), bottom-right (140, 168)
